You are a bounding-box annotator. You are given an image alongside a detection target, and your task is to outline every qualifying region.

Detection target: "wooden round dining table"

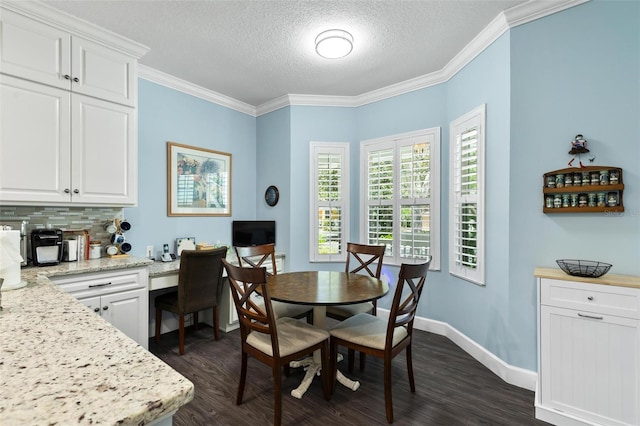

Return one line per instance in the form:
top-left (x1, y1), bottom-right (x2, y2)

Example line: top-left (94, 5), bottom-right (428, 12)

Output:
top-left (265, 271), bottom-right (389, 399)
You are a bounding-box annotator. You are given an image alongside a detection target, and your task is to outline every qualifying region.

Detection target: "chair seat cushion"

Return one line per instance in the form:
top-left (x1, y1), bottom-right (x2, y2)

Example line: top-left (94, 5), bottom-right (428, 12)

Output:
top-left (155, 291), bottom-right (179, 312)
top-left (247, 317), bottom-right (329, 357)
top-left (329, 313), bottom-right (408, 350)
top-left (252, 295), bottom-right (313, 320)
top-left (326, 302), bottom-right (373, 318)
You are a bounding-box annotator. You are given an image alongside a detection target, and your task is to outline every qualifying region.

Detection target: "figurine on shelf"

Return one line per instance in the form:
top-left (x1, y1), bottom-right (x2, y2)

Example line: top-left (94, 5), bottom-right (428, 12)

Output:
top-left (567, 134), bottom-right (590, 167)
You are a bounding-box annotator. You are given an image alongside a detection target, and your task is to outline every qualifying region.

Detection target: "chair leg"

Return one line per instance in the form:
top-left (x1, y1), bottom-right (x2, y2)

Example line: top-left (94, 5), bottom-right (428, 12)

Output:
top-left (360, 352), bottom-right (367, 371)
top-left (237, 352), bottom-right (248, 405)
top-left (213, 305), bottom-right (220, 341)
top-left (273, 363), bottom-right (282, 426)
top-left (155, 308), bottom-right (162, 343)
top-left (384, 356), bottom-right (394, 423)
top-left (193, 311), bottom-right (199, 330)
top-left (348, 348), bottom-right (355, 372)
top-left (320, 342), bottom-right (331, 401)
top-left (406, 344), bottom-right (415, 392)
top-left (329, 340), bottom-right (338, 394)
top-left (178, 315), bottom-right (185, 355)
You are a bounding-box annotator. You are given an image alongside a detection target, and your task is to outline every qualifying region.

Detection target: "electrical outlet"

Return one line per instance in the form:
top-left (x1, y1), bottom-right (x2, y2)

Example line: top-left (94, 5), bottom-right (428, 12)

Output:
top-left (146, 245), bottom-right (154, 258)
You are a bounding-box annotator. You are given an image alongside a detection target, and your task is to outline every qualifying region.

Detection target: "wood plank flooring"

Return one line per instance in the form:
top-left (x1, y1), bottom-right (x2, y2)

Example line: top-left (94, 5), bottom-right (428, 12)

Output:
top-left (149, 322), bottom-right (548, 425)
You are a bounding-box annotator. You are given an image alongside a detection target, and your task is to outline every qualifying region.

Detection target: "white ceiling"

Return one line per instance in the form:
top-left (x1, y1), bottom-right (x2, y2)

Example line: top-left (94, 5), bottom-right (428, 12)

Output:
top-left (42, 0), bottom-right (532, 108)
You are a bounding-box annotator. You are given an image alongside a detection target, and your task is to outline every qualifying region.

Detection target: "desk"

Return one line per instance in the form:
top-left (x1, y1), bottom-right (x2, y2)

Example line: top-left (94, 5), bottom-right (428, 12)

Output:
top-left (266, 271), bottom-right (388, 398)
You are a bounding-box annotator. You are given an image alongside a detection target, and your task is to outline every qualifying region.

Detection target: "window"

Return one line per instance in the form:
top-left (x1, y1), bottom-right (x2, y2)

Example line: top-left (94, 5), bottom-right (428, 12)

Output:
top-left (360, 129), bottom-right (440, 268)
top-left (449, 104), bottom-right (485, 285)
top-left (309, 142), bottom-right (349, 262)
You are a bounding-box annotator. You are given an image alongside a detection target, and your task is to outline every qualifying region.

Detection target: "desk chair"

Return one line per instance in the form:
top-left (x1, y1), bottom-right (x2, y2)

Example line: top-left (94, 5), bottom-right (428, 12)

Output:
top-left (235, 244), bottom-right (313, 323)
top-left (326, 242), bottom-right (385, 370)
top-left (223, 260), bottom-right (330, 426)
top-left (329, 259), bottom-right (430, 423)
top-left (155, 247), bottom-right (227, 355)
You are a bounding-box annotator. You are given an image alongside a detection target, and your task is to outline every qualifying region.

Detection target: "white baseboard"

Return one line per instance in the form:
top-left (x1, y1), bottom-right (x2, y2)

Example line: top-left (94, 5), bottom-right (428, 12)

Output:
top-left (377, 309), bottom-right (538, 392)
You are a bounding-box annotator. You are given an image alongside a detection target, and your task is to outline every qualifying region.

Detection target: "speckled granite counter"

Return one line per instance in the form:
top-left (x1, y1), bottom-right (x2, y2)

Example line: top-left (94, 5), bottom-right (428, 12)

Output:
top-left (0, 257), bottom-right (195, 425)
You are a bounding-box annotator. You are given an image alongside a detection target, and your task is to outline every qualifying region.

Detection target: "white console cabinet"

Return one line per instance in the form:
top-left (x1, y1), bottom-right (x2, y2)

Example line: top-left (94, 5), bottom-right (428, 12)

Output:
top-left (52, 267), bottom-right (149, 349)
top-left (0, 3), bottom-right (147, 206)
top-left (535, 268), bottom-right (640, 426)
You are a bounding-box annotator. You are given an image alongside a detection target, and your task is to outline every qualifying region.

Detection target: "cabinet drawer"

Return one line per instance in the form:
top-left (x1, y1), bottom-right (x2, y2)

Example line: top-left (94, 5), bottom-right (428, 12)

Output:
top-left (52, 267), bottom-right (147, 298)
top-left (541, 278), bottom-right (640, 319)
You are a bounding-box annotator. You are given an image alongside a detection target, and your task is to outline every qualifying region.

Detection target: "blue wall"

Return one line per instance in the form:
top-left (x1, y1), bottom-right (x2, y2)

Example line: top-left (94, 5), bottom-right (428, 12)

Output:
top-left (127, 0), bottom-right (638, 372)
top-left (125, 80), bottom-right (256, 257)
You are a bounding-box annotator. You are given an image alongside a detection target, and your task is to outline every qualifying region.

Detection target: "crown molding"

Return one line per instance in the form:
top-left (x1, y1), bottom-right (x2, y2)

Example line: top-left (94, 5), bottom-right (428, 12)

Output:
top-left (138, 65), bottom-right (256, 116)
top-left (1, 0), bottom-right (149, 58)
top-left (131, 0), bottom-right (587, 116)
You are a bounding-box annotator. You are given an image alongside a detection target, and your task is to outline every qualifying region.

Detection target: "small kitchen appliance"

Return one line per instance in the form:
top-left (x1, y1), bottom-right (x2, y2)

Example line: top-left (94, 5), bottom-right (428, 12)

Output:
top-left (31, 229), bottom-right (63, 266)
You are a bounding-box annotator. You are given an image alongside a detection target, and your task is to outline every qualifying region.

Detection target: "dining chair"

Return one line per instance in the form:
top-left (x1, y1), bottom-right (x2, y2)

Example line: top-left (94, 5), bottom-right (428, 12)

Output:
top-left (235, 244), bottom-right (313, 323)
top-left (326, 242), bottom-right (385, 371)
top-left (329, 259), bottom-right (431, 424)
top-left (155, 247), bottom-right (227, 355)
top-left (222, 259), bottom-right (331, 426)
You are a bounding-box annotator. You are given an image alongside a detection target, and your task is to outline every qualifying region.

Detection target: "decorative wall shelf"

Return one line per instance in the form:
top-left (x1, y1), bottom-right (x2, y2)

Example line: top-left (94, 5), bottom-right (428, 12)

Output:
top-left (542, 166), bottom-right (624, 213)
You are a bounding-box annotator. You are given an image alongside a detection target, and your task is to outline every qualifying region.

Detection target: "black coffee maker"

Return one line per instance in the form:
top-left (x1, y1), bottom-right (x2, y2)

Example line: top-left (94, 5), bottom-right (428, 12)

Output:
top-left (31, 229), bottom-right (63, 266)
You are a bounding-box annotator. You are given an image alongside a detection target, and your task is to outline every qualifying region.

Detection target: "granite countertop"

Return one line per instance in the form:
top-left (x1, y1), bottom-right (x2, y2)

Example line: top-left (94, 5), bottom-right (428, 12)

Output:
top-left (0, 257), bottom-right (194, 425)
top-left (534, 267), bottom-right (640, 289)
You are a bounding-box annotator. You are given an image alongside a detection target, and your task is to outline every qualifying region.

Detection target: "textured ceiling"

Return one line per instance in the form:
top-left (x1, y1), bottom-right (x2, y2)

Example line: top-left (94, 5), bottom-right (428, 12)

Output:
top-left (42, 0), bottom-right (528, 107)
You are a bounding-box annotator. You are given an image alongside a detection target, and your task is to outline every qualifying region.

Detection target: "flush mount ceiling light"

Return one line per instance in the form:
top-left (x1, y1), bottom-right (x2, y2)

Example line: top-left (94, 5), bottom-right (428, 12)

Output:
top-left (315, 29), bottom-right (354, 59)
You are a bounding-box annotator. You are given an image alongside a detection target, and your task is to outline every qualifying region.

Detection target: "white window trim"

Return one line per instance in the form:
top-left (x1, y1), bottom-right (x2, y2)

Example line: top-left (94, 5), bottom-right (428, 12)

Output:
top-left (359, 128), bottom-right (440, 269)
top-left (449, 104), bottom-right (486, 285)
top-left (309, 142), bottom-right (350, 262)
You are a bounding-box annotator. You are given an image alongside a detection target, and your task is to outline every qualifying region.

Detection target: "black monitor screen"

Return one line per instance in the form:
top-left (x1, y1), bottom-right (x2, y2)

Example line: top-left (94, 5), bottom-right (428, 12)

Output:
top-left (232, 220), bottom-right (276, 247)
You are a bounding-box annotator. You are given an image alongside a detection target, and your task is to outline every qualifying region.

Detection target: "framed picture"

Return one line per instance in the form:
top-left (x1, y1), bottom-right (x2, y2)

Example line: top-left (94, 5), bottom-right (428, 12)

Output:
top-left (176, 237), bottom-right (196, 257)
top-left (167, 141), bottom-right (232, 216)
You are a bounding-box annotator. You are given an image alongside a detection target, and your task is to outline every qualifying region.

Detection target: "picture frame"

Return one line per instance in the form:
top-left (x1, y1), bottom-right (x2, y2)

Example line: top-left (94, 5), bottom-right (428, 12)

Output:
top-left (176, 237), bottom-right (196, 257)
top-left (167, 141), bottom-right (232, 216)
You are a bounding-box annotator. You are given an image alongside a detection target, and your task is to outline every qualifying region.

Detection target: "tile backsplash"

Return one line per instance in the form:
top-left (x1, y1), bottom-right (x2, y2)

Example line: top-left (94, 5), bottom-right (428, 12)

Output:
top-left (0, 206), bottom-right (125, 244)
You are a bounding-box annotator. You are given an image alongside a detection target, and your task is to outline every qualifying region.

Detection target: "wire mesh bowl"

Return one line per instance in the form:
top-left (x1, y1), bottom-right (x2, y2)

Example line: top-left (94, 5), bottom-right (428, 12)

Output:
top-left (556, 259), bottom-right (612, 278)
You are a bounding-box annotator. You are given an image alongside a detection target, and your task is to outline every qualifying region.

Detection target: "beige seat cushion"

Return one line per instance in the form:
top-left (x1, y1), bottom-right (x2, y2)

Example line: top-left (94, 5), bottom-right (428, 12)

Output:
top-left (326, 301), bottom-right (373, 318)
top-left (252, 295), bottom-right (313, 319)
top-left (247, 317), bottom-right (329, 357)
top-left (329, 313), bottom-right (408, 350)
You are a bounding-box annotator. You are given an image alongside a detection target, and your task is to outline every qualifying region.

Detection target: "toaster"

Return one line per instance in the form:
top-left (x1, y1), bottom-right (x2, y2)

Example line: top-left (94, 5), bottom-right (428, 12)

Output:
top-left (31, 229), bottom-right (63, 266)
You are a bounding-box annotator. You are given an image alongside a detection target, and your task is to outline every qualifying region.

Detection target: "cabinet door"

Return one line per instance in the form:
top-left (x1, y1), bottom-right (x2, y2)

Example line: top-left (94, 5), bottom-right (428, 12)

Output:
top-left (0, 9), bottom-right (71, 90)
top-left (540, 305), bottom-right (639, 425)
top-left (0, 75), bottom-right (71, 203)
top-left (71, 36), bottom-right (136, 106)
top-left (78, 295), bottom-right (102, 316)
top-left (71, 94), bottom-right (137, 205)
top-left (102, 288), bottom-right (148, 349)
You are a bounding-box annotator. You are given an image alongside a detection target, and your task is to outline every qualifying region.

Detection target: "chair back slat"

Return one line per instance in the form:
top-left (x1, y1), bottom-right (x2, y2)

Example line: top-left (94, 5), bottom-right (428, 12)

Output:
top-left (345, 242), bottom-right (385, 278)
top-left (223, 259), bottom-right (280, 357)
top-left (177, 247), bottom-right (227, 314)
top-left (386, 259), bottom-right (431, 348)
top-left (235, 243), bottom-right (278, 276)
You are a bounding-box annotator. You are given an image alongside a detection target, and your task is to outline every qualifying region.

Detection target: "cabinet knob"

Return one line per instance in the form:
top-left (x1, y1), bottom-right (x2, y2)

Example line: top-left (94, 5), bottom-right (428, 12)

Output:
top-left (73, 77), bottom-right (79, 83)
top-left (587, 296), bottom-right (594, 301)
top-left (94, 307), bottom-right (100, 313)
top-left (64, 74), bottom-right (71, 80)
top-left (64, 188), bottom-right (70, 193)
top-left (103, 306), bottom-right (109, 311)
top-left (73, 189), bottom-right (79, 194)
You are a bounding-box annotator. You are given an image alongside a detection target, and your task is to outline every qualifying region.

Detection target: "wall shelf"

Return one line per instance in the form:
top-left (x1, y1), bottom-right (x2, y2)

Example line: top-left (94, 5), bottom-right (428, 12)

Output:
top-left (542, 166), bottom-right (624, 213)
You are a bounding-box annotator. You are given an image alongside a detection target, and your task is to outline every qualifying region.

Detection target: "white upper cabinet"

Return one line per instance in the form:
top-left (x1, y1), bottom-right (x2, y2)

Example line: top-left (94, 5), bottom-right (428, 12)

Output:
top-left (0, 2), bottom-right (148, 206)
top-left (0, 9), bottom-right (137, 106)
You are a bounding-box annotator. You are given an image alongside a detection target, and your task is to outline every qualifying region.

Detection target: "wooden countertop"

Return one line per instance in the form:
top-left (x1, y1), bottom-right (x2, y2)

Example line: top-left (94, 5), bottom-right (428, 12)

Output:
top-left (534, 267), bottom-right (640, 289)
top-left (0, 257), bottom-right (194, 425)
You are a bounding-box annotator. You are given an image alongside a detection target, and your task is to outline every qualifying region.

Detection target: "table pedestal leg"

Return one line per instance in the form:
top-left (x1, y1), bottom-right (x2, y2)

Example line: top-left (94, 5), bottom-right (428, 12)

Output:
top-left (289, 306), bottom-right (360, 398)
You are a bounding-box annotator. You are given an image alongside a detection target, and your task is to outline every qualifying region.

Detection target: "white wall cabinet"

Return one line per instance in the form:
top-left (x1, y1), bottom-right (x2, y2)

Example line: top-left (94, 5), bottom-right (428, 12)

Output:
top-left (52, 267), bottom-right (149, 349)
top-left (0, 3), bottom-right (147, 206)
top-left (536, 271), bottom-right (640, 426)
top-left (0, 8), bottom-right (136, 106)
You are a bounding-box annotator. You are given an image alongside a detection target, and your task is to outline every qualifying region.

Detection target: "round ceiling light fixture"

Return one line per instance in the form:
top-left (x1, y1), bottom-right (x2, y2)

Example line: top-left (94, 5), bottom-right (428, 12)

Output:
top-left (315, 29), bottom-right (354, 59)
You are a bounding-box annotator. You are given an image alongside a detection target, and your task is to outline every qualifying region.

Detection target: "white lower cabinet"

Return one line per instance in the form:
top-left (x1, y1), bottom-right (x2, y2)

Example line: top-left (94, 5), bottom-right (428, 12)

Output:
top-left (536, 274), bottom-right (640, 426)
top-left (52, 267), bottom-right (149, 349)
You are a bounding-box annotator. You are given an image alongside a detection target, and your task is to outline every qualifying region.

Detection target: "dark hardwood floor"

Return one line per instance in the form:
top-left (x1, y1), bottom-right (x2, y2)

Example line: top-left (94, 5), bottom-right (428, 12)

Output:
top-left (149, 322), bottom-right (548, 426)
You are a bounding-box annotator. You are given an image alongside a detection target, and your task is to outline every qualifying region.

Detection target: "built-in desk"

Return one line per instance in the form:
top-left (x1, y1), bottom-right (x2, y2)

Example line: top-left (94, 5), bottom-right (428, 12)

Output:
top-left (148, 253), bottom-right (285, 335)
